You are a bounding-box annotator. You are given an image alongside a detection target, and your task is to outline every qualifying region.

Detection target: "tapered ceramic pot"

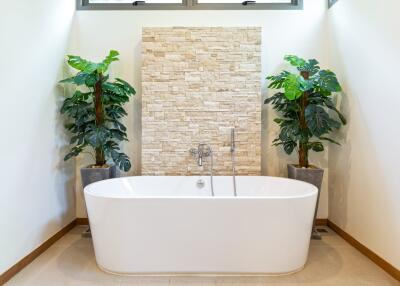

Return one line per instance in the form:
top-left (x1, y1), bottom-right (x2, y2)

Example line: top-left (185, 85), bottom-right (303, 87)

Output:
top-left (81, 165), bottom-right (117, 189)
top-left (80, 165), bottom-right (117, 237)
top-left (287, 164), bottom-right (324, 240)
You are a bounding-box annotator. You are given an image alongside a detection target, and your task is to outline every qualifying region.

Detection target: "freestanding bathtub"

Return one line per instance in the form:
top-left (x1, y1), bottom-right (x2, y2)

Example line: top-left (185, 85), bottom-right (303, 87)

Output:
top-left (84, 176), bottom-right (317, 275)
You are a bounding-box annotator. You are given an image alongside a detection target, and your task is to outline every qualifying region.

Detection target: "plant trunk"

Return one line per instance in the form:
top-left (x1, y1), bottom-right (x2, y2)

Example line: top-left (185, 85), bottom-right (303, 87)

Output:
top-left (298, 71), bottom-right (310, 168)
top-left (299, 143), bottom-right (309, 168)
top-left (94, 73), bottom-right (106, 166)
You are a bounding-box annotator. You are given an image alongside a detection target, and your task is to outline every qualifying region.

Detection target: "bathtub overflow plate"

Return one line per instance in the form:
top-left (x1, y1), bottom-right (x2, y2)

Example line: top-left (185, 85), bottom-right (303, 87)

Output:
top-left (196, 179), bottom-right (206, 188)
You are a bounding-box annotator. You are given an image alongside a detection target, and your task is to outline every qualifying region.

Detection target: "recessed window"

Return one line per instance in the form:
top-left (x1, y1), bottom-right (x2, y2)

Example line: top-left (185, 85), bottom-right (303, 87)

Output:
top-left (196, 0), bottom-right (291, 3)
top-left (79, 0), bottom-right (187, 10)
top-left (328, 0), bottom-right (338, 8)
top-left (192, 0), bottom-right (298, 9)
top-left (77, 0), bottom-right (302, 10)
top-left (88, 0), bottom-right (182, 3)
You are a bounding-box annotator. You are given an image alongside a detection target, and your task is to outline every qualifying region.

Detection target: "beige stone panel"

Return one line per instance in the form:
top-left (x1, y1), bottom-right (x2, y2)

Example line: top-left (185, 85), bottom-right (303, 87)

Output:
top-left (142, 27), bottom-right (261, 175)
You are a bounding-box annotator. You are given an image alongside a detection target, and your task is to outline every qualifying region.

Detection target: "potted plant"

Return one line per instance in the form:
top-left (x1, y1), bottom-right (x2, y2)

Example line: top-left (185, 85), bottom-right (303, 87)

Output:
top-left (60, 50), bottom-right (135, 189)
top-left (265, 55), bottom-right (346, 238)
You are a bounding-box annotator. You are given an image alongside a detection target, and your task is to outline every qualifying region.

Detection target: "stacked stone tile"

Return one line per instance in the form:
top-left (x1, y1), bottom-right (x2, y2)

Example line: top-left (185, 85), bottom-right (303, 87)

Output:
top-left (142, 27), bottom-right (261, 176)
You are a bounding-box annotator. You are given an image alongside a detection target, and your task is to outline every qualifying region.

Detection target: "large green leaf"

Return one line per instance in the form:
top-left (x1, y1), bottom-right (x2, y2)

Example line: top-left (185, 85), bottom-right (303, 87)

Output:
top-left (305, 105), bottom-right (331, 137)
top-left (97, 50), bottom-right (120, 73)
top-left (64, 145), bottom-right (84, 161)
top-left (267, 71), bottom-right (290, 89)
top-left (315, 70), bottom-right (342, 93)
top-left (73, 72), bottom-right (91, 86)
top-left (106, 105), bottom-right (127, 119)
top-left (323, 98), bottom-right (347, 124)
top-left (67, 55), bottom-right (98, 73)
top-left (283, 141), bottom-right (297, 154)
top-left (308, 141), bottom-right (324, 152)
top-left (300, 59), bottom-right (320, 75)
top-left (299, 77), bottom-right (314, 92)
top-left (109, 129), bottom-right (127, 141)
top-left (59, 77), bottom-right (75, 84)
top-left (110, 150), bottom-right (131, 172)
top-left (110, 120), bottom-right (127, 132)
top-left (319, 136), bottom-right (340, 145)
top-left (115, 78), bottom-right (136, 95)
top-left (85, 126), bottom-right (110, 148)
top-left (70, 132), bottom-right (87, 145)
top-left (102, 82), bottom-right (125, 95)
top-left (284, 55), bottom-right (306, 68)
top-left (284, 74), bottom-right (303, 100)
top-left (85, 73), bottom-right (99, 87)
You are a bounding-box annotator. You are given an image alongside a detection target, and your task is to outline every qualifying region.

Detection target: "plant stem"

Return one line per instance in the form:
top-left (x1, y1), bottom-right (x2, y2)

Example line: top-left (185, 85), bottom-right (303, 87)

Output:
top-left (94, 73), bottom-right (106, 166)
top-left (299, 71), bottom-right (310, 168)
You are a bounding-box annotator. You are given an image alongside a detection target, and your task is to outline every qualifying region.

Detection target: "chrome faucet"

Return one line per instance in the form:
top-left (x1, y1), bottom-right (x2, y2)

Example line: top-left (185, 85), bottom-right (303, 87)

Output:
top-left (190, 143), bottom-right (212, 166)
top-left (189, 143), bottom-right (214, 196)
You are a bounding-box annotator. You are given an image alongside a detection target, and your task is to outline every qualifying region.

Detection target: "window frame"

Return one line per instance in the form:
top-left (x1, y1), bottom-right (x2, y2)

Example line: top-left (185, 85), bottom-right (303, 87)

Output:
top-left (328, 0), bottom-right (338, 8)
top-left (76, 0), bottom-right (303, 10)
top-left (77, 0), bottom-right (189, 10)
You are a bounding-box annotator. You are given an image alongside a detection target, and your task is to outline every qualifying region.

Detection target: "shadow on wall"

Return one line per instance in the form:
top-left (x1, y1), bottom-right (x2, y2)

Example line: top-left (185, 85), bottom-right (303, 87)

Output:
top-left (55, 80), bottom-right (76, 224)
top-left (328, 88), bottom-right (395, 230)
top-left (262, 62), bottom-right (292, 177)
top-left (328, 91), bottom-right (351, 228)
top-left (132, 40), bottom-right (143, 176)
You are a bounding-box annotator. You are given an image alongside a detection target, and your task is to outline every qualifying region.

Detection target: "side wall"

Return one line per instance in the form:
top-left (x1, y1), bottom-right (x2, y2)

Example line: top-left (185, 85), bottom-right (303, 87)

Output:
top-left (0, 0), bottom-right (76, 274)
top-left (72, 0), bottom-right (330, 218)
top-left (328, 0), bottom-right (400, 269)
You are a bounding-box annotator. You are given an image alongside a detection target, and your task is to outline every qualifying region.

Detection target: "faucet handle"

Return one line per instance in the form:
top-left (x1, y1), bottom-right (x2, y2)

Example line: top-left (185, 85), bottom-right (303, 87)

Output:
top-left (198, 144), bottom-right (211, 156)
top-left (189, 148), bottom-right (198, 157)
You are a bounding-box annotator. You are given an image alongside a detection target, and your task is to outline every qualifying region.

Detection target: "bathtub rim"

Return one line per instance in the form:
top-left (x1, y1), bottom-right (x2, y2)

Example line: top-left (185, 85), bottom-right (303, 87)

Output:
top-left (84, 175), bottom-right (318, 200)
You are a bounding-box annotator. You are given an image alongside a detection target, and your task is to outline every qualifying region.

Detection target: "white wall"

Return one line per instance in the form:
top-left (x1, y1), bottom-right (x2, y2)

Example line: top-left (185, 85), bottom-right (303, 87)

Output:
top-left (328, 0), bottom-right (400, 269)
top-left (0, 0), bottom-right (76, 274)
top-left (72, 0), bottom-right (331, 218)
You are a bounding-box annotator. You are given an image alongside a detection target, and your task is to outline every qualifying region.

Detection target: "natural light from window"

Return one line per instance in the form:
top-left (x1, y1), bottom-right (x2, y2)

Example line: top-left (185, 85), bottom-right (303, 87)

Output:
top-left (89, 0), bottom-right (292, 2)
top-left (197, 0), bottom-right (291, 2)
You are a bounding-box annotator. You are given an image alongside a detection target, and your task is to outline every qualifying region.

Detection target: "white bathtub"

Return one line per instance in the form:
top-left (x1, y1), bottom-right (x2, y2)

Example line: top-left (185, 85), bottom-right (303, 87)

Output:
top-left (85, 176), bottom-right (317, 275)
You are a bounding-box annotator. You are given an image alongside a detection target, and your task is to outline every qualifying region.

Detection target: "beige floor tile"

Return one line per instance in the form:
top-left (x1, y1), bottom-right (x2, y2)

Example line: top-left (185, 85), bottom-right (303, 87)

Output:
top-left (169, 276), bottom-right (216, 286)
top-left (216, 276), bottom-right (299, 286)
top-left (5, 226), bottom-right (399, 286)
top-left (119, 276), bottom-right (171, 286)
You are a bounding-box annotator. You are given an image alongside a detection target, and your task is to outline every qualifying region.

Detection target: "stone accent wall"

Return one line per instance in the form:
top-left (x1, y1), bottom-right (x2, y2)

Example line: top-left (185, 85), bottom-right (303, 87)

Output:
top-left (142, 27), bottom-right (261, 175)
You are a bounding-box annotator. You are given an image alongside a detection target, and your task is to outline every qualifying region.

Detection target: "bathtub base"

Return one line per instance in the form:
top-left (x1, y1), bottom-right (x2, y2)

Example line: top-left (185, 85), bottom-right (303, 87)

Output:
top-left (97, 264), bottom-right (306, 277)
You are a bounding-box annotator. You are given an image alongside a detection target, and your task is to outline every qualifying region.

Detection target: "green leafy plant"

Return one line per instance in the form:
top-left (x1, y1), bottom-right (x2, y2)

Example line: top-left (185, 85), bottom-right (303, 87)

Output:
top-left (60, 50), bottom-right (135, 171)
top-left (265, 55), bottom-right (346, 168)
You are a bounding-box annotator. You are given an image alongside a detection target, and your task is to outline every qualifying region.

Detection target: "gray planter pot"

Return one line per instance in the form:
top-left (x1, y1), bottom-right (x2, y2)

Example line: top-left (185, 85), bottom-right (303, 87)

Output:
top-left (287, 164), bottom-right (324, 240)
top-left (80, 165), bottom-right (117, 238)
top-left (81, 165), bottom-right (117, 189)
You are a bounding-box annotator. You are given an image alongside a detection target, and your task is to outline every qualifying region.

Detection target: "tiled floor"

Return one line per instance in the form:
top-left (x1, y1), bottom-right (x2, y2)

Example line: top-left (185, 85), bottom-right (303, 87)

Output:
top-left (5, 226), bottom-right (399, 286)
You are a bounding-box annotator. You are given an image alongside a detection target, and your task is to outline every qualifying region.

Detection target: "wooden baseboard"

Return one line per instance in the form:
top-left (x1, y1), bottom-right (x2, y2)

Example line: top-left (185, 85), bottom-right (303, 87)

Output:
top-left (75, 218), bottom-right (89, 225)
top-left (315, 218), bottom-right (328, 226)
top-left (0, 220), bottom-right (77, 286)
top-left (327, 220), bottom-right (400, 282)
